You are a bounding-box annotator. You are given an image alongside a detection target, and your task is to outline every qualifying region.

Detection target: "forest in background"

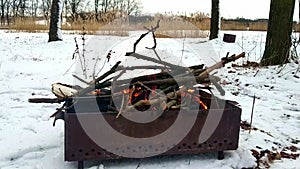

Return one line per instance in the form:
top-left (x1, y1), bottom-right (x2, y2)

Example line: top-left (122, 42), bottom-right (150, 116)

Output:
top-left (0, 0), bottom-right (300, 35)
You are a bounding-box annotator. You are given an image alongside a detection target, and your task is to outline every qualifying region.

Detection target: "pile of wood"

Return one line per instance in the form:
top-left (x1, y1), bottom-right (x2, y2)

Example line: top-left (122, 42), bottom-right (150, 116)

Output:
top-left (28, 20), bottom-right (245, 125)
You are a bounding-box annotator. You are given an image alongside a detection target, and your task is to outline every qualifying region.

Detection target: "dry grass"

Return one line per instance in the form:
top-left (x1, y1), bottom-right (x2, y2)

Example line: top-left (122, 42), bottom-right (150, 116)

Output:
top-left (221, 21), bottom-right (268, 31)
top-left (156, 30), bottom-right (209, 38)
top-left (3, 18), bottom-right (129, 35)
top-left (4, 16), bottom-right (300, 37)
top-left (62, 21), bottom-right (102, 34)
top-left (10, 18), bottom-right (49, 33)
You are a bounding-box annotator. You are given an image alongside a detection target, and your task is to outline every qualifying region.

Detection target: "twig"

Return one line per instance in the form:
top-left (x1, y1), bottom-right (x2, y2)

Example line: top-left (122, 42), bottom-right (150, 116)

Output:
top-left (90, 61), bottom-right (121, 84)
top-left (95, 59), bottom-right (107, 78)
top-left (295, 64), bottom-right (300, 76)
top-left (126, 20), bottom-right (160, 55)
top-left (58, 88), bottom-right (67, 98)
top-left (116, 94), bottom-right (125, 119)
top-left (120, 65), bottom-right (168, 71)
top-left (81, 26), bottom-right (88, 79)
top-left (152, 49), bottom-right (163, 62)
top-left (254, 69), bottom-right (260, 77)
top-left (136, 158), bottom-right (144, 169)
top-left (74, 37), bottom-right (87, 78)
top-left (63, 59), bottom-right (77, 75)
top-left (146, 29), bottom-right (158, 50)
top-left (136, 81), bottom-right (165, 97)
top-left (72, 74), bottom-right (89, 85)
top-left (92, 54), bottom-right (103, 80)
top-left (144, 23), bottom-right (162, 62)
top-left (277, 63), bottom-right (288, 75)
top-left (249, 94), bottom-right (256, 134)
top-left (180, 39), bottom-right (186, 65)
top-left (50, 103), bottom-right (66, 126)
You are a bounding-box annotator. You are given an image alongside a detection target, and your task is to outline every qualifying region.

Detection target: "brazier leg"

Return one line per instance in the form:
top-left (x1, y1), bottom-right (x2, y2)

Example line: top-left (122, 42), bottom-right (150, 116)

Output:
top-left (78, 161), bottom-right (84, 169)
top-left (218, 151), bottom-right (224, 160)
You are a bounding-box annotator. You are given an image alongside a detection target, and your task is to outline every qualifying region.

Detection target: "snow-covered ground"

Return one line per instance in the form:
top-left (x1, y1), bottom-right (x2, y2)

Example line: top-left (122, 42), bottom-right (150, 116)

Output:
top-left (0, 29), bottom-right (299, 169)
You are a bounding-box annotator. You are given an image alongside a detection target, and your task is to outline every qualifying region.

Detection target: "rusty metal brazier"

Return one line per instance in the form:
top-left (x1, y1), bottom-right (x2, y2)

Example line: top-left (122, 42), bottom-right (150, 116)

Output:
top-left (63, 90), bottom-right (241, 169)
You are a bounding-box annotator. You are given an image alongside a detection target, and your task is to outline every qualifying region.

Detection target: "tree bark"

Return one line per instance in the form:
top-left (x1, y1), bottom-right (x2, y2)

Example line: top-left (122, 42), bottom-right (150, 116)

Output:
top-left (0, 0), bottom-right (5, 25)
top-left (261, 0), bottom-right (295, 66)
top-left (48, 0), bottom-right (63, 42)
top-left (95, 0), bottom-right (99, 21)
top-left (209, 0), bottom-right (219, 40)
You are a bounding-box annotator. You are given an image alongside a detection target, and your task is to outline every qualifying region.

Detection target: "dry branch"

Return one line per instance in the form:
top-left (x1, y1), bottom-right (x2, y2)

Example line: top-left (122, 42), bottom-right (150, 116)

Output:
top-left (125, 53), bottom-right (187, 70)
top-left (126, 20), bottom-right (160, 55)
top-left (89, 61), bottom-right (121, 84)
top-left (72, 74), bottom-right (89, 85)
top-left (28, 98), bottom-right (65, 104)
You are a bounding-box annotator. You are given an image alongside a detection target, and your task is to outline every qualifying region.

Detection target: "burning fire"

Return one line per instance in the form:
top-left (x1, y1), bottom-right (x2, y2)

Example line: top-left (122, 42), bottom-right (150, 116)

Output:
top-left (121, 85), bottom-right (208, 111)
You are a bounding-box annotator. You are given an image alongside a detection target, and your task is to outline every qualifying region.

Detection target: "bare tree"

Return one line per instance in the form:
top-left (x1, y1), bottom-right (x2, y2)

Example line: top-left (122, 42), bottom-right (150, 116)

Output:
top-left (20, 0), bottom-right (26, 18)
top-left (11, 0), bottom-right (20, 19)
top-left (68, 0), bottom-right (82, 21)
top-left (29, 0), bottom-right (38, 18)
top-left (41, 0), bottom-right (51, 20)
top-left (261, 0), bottom-right (295, 66)
top-left (5, 0), bottom-right (11, 25)
top-left (209, 0), bottom-right (219, 40)
top-left (126, 0), bottom-right (139, 15)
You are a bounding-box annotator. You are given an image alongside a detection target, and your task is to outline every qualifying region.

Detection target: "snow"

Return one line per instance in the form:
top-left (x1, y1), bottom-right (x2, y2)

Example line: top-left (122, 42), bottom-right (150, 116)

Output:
top-left (0, 29), bottom-right (299, 169)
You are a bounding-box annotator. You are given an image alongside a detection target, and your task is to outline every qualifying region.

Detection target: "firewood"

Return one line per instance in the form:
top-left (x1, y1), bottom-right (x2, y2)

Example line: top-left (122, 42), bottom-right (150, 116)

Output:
top-left (28, 98), bottom-right (65, 104)
top-left (164, 100), bottom-right (177, 110)
top-left (198, 52), bottom-right (245, 78)
top-left (51, 83), bottom-right (78, 98)
top-left (125, 53), bottom-right (187, 71)
top-left (75, 49), bottom-right (240, 96)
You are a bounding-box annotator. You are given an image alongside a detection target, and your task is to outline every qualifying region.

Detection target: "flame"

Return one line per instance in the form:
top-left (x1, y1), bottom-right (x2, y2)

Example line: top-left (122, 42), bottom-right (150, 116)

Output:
top-left (188, 89), bottom-right (195, 93)
top-left (123, 89), bottom-right (131, 94)
top-left (200, 101), bottom-right (208, 110)
top-left (134, 92), bottom-right (142, 97)
top-left (91, 89), bottom-right (101, 95)
top-left (194, 96), bottom-right (208, 110)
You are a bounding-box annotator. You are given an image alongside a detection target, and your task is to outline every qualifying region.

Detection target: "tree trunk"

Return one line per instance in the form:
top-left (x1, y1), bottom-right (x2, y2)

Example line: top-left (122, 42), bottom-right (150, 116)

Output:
top-left (95, 0), bottom-right (99, 21)
top-left (209, 0), bottom-right (219, 40)
top-left (6, 0), bottom-right (9, 25)
top-left (48, 0), bottom-right (63, 42)
top-left (1, 0), bottom-right (5, 25)
top-left (261, 0), bottom-right (295, 66)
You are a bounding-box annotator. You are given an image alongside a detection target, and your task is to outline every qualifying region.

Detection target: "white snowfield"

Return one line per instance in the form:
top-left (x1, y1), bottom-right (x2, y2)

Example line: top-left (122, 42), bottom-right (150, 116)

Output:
top-left (0, 30), bottom-right (299, 169)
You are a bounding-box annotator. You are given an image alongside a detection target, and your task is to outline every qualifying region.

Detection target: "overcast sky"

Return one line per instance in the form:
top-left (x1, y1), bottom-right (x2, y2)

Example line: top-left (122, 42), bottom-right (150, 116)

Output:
top-left (140, 0), bottom-right (299, 20)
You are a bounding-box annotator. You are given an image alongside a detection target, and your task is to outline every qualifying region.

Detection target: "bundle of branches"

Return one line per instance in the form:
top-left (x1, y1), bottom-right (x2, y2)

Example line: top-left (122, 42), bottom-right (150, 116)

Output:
top-left (28, 20), bottom-right (245, 125)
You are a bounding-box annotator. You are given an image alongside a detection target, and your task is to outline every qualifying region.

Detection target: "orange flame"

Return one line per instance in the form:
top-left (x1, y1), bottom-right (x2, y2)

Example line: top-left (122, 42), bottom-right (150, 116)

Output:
top-left (123, 89), bottom-right (131, 94)
top-left (194, 96), bottom-right (208, 110)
